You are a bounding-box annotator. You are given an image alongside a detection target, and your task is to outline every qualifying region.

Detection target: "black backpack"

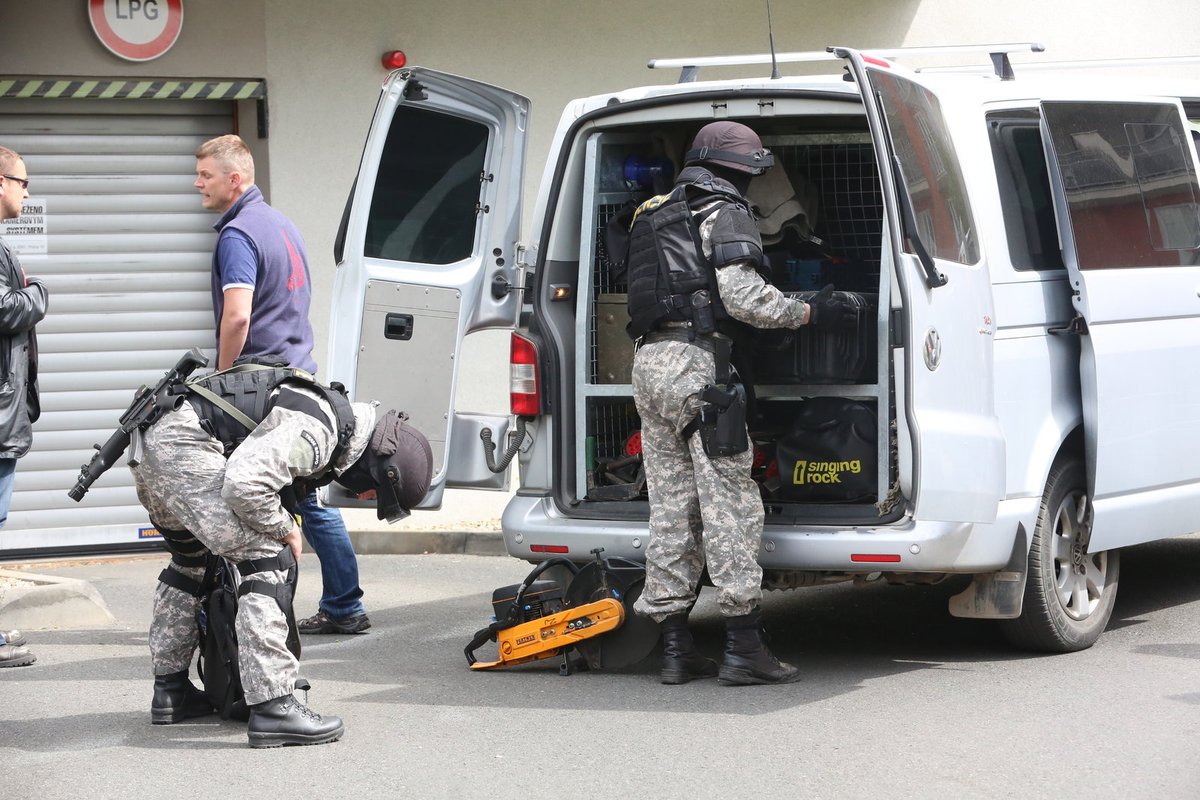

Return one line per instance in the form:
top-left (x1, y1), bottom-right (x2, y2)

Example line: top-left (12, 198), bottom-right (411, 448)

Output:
top-left (195, 552), bottom-right (302, 720)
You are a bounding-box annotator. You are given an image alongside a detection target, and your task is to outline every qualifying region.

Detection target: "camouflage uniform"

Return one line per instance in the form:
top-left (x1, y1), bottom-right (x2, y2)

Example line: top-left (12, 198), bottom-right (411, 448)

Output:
top-left (133, 388), bottom-right (374, 706)
top-left (632, 201), bottom-right (809, 622)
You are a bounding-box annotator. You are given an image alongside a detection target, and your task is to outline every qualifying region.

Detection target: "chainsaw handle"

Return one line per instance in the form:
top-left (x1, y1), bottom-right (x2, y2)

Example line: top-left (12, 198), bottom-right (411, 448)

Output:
top-left (465, 619), bottom-right (505, 666)
top-left (512, 556), bottom-right (580, 609)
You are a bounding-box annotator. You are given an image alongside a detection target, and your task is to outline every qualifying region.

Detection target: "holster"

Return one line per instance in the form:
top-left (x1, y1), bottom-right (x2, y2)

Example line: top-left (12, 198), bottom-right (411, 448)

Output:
top-left (680, 335), bottom-right (750, 458)
top-left (694, 383), bottom-right (749, 458)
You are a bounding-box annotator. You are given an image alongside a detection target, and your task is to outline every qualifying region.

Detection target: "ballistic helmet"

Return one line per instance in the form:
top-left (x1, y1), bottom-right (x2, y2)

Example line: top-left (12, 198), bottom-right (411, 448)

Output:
top-left (336, 409), bottom-right (433, 522)
top-left (684, 121), bottom-right (774, 176)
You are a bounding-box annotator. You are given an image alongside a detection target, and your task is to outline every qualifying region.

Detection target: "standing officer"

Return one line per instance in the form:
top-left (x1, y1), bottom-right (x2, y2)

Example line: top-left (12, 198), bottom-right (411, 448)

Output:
top-left (194, 135), bottom-right (371, 635)
top-left (138, 362), bottom-right (432, 747)
top-left (626, 121), bottom-right (853, 686)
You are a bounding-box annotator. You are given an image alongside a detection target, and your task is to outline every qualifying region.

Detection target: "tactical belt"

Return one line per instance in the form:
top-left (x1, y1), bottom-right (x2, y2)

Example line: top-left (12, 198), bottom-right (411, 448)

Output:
top-left (158, 565), bottom-right (206, 597)
top-left (641, 328), bottom-right (733, 384)
top-left (156, 524), bottom-right (211, 569)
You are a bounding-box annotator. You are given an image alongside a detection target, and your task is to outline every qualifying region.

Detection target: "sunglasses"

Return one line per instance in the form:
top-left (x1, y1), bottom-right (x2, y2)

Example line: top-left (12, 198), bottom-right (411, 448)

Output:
top-left (2, 175), bottom-right (29, 190)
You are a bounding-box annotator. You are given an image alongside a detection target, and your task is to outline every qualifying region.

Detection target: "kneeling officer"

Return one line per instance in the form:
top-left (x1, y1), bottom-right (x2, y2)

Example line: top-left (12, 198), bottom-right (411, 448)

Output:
top-left (117, 354), bottom-right (432, 747)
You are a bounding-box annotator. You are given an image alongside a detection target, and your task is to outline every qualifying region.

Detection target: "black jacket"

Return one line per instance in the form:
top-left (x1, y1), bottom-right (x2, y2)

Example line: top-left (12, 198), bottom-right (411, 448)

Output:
top-left (0, 240), bottom-right (48, 459)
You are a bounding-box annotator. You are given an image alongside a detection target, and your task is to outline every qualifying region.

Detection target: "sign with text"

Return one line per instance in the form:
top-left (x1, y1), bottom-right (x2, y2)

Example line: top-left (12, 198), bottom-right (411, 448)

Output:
top-left (1, 199), bottom-right (47, 258)
top-left (89, 0), bottom-right (184, 62)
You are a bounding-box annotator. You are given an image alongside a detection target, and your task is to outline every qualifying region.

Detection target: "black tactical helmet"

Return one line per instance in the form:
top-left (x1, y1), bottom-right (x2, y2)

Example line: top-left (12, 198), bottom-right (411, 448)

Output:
top-left (684, 121), bottom-right (774, 175)
top-left (336, 409), bottom-right (433, 522)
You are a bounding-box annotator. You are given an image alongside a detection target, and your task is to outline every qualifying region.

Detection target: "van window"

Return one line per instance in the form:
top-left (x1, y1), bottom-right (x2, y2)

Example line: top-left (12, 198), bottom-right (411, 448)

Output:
top-left (1043, 101), bottom-right (1200, 268)
top-left (869, 70), bottom-right (979, 265)
top-left (987, 113), bottom-right (1064, 271)
top-left (364, 104), bottom-right (489, 264)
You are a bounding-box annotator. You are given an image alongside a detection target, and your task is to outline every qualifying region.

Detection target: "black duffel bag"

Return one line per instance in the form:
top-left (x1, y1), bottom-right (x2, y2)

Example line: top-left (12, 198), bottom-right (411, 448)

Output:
top-left (774, 397), bottom-right (876, 502)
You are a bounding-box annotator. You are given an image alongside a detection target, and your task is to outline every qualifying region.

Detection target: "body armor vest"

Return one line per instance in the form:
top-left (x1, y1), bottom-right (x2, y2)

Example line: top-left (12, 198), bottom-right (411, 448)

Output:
top-left (184, 363), bottom-right (357, 507)
top-left (624, 168), bottom-right (762, 341)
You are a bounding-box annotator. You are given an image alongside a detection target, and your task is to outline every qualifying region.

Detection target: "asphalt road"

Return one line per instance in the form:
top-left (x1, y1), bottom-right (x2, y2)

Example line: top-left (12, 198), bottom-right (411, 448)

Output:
top-left (3, 536), bottom-right (1200, 799)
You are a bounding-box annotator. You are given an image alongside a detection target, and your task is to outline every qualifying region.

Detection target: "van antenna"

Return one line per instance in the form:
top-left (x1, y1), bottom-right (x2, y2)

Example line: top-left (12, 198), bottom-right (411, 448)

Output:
top-left (765, 0), bottom-right (781, 79)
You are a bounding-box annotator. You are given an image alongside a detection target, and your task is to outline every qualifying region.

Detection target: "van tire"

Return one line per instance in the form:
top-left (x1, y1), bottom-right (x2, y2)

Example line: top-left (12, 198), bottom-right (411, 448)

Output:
top-left (1000, 457), bottom-right (1120, 653)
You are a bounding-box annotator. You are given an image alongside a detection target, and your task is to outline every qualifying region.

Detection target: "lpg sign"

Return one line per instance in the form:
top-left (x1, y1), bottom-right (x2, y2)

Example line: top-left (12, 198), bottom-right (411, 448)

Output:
top-left (88, 0), bottom-right (184, 62)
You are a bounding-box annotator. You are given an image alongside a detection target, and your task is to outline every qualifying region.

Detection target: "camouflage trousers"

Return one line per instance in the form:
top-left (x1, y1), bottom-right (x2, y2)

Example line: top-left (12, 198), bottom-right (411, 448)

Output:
top-left (630, 337), bottom-right (763, 622)
top-left (131, 402), bottom-right (297, 706)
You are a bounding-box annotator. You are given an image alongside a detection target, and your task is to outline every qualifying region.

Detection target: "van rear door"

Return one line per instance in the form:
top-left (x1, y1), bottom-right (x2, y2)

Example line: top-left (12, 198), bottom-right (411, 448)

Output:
top-left (1040, 98), bottom-right (1200, 551)
top-left (835, 48), bottom-right (1006, 523)
top-left (325, 68), bottom-right (529, 508)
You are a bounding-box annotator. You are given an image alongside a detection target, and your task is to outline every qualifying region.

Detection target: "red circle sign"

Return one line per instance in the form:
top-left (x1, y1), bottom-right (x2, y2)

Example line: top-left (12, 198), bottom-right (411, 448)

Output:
top-left (89, 0), bottom-right (184, 62)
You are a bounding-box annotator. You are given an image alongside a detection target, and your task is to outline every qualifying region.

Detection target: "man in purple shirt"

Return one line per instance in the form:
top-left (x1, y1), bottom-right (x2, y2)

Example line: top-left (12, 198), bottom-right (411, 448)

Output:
top-left (195, 135), bottom-right (370, 635)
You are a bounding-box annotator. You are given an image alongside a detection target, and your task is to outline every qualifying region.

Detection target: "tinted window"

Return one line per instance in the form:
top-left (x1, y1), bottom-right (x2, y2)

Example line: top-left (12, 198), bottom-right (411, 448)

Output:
top-left (869, 70), bottom-right (980, 265)
top-left (987, 113), bottom-right (1064, 271)
top-left (365, 104), bottom-right (489, 264)
top-left (1043, 101), bottom-right (1200, 268)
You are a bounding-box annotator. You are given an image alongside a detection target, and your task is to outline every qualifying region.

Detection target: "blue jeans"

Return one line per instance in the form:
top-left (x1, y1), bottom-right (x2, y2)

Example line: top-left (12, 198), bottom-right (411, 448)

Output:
top-left (0, 458), bottom-right (16, 529)
top-left (297, 491), bottom-right (365, 618)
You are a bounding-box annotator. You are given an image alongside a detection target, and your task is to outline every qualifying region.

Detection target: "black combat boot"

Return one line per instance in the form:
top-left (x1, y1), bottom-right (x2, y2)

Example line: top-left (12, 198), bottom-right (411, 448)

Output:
top-left (718, 608), bottom-right (801, 686)
top-left (659, 614), bottom-right (718, 685)
top-left (247, 695), bottom-right (344, 748)
top-left (151, 670), bottom-right (217, 724)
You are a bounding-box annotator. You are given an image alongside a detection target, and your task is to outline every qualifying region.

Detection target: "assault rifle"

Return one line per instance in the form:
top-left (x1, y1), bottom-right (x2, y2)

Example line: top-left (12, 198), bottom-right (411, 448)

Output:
top-left (68, 348), bottom-right (209, 502)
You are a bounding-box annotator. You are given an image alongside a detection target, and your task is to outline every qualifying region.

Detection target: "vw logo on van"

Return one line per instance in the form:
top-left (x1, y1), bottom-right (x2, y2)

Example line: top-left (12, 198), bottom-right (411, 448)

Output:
top-left (923, 327), bottom-right (942, 371)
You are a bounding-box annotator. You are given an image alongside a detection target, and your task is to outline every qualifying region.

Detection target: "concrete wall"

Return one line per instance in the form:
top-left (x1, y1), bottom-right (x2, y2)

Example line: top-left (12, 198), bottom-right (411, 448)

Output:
top-left (3, 0), bottom-right (1200, 531)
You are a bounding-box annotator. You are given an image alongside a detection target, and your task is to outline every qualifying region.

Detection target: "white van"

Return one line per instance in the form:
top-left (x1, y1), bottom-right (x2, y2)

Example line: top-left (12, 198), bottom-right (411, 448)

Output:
top-left (326, 45), bottom-right (1200, 653)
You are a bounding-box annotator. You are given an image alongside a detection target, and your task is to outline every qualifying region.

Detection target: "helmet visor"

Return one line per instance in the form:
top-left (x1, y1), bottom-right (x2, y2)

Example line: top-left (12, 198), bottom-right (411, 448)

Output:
top-left (376, 464), bottom-right (412, 523)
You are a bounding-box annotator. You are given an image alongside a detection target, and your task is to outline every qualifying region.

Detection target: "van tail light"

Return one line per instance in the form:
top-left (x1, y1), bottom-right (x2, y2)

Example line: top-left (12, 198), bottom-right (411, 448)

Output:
top-left (510, 333), bottom-right (540, 416)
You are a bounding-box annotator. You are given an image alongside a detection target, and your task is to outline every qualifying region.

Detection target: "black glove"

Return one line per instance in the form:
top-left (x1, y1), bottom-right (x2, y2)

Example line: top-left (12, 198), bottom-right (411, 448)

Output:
top-left (806, 284), bottom-right (857, 329)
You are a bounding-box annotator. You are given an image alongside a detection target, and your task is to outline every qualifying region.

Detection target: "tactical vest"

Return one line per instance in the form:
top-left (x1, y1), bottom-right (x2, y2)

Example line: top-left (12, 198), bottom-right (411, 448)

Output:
top-left (625, 167), bottom-right (765, 341)
top-left (184, 363), bottom-right (357, 507)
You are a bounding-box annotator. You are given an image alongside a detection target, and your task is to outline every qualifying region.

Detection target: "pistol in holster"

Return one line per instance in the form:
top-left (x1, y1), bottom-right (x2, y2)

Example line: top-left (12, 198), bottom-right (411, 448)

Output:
top-left (691, 382), bottom-right (749, 458)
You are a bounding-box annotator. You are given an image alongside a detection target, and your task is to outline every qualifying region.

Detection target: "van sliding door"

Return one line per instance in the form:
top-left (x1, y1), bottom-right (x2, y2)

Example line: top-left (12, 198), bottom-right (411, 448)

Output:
top-left (1041, 99), bottom-right (1200, 551)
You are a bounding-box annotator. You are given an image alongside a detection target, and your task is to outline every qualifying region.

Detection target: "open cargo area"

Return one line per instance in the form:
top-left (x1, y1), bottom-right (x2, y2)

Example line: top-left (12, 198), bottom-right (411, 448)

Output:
top-left (571, 118), bottom-right (896, 523)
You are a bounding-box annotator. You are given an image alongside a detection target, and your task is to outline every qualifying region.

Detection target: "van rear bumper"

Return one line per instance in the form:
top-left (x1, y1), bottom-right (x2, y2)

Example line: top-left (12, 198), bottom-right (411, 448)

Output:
top-left (501, 494), bottom-right (1034, 573)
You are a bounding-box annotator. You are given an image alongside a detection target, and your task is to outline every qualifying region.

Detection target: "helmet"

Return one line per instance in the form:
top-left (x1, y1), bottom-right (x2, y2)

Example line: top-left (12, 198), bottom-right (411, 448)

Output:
top-left (335, 409), bottom-right (433, 522)
top-left (684, 121), bottom-right (774, 176)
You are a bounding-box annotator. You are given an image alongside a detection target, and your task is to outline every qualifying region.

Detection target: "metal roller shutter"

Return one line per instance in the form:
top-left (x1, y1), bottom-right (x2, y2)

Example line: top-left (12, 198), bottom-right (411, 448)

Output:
top-left (0, 98), bottom-right (232, 553)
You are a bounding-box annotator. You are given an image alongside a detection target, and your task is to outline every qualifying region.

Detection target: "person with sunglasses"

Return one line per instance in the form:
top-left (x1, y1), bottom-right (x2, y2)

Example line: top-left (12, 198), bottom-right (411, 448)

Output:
top-left (0, 147), bottom-right (49, 669)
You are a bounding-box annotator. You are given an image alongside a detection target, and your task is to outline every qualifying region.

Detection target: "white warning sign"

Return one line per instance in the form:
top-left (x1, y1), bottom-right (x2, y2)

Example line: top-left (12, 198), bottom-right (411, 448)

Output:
top-left (1, 199), bottom-right (48, 258)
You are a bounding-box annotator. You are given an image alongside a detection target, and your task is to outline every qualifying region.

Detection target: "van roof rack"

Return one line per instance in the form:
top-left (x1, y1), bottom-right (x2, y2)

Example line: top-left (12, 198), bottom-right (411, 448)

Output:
top-left (648, 42), bottom-right (1045, 83)
top-left (968, 54), bottom-right (1200, 73)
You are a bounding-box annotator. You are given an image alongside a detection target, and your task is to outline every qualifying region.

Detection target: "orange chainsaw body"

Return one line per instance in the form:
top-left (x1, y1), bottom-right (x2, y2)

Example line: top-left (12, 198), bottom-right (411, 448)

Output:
top-left (468, 597), bottom-right (625, 670)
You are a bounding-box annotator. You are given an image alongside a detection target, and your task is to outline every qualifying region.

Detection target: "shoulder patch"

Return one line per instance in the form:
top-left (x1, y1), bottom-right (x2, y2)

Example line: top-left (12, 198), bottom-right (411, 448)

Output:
top-left (289, 430), bottom-right (322, 471)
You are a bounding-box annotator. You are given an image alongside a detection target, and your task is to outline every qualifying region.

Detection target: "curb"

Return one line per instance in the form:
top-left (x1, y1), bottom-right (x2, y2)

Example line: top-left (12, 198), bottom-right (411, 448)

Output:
top-left (0, 568), bottom-right (117, 631)
top-left (0, 531), bottom-right (507, 631)
top-left (344, 529), bottom-right (507, 557)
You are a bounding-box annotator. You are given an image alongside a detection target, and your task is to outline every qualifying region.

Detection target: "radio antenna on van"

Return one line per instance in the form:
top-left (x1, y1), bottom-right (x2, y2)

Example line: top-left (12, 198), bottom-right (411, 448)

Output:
top-left (765, 0), bottom-right (781, 79)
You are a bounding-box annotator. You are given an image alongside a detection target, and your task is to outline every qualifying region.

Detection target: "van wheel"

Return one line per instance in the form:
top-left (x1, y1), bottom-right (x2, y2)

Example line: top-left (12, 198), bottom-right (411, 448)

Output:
top-left (1000, 457), bottom-right (1120, 653)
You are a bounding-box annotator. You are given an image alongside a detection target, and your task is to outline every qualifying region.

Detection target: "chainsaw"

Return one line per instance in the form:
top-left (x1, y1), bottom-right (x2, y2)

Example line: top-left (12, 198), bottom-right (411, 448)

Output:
top-left (464, 549), bottom-right (659, 674)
